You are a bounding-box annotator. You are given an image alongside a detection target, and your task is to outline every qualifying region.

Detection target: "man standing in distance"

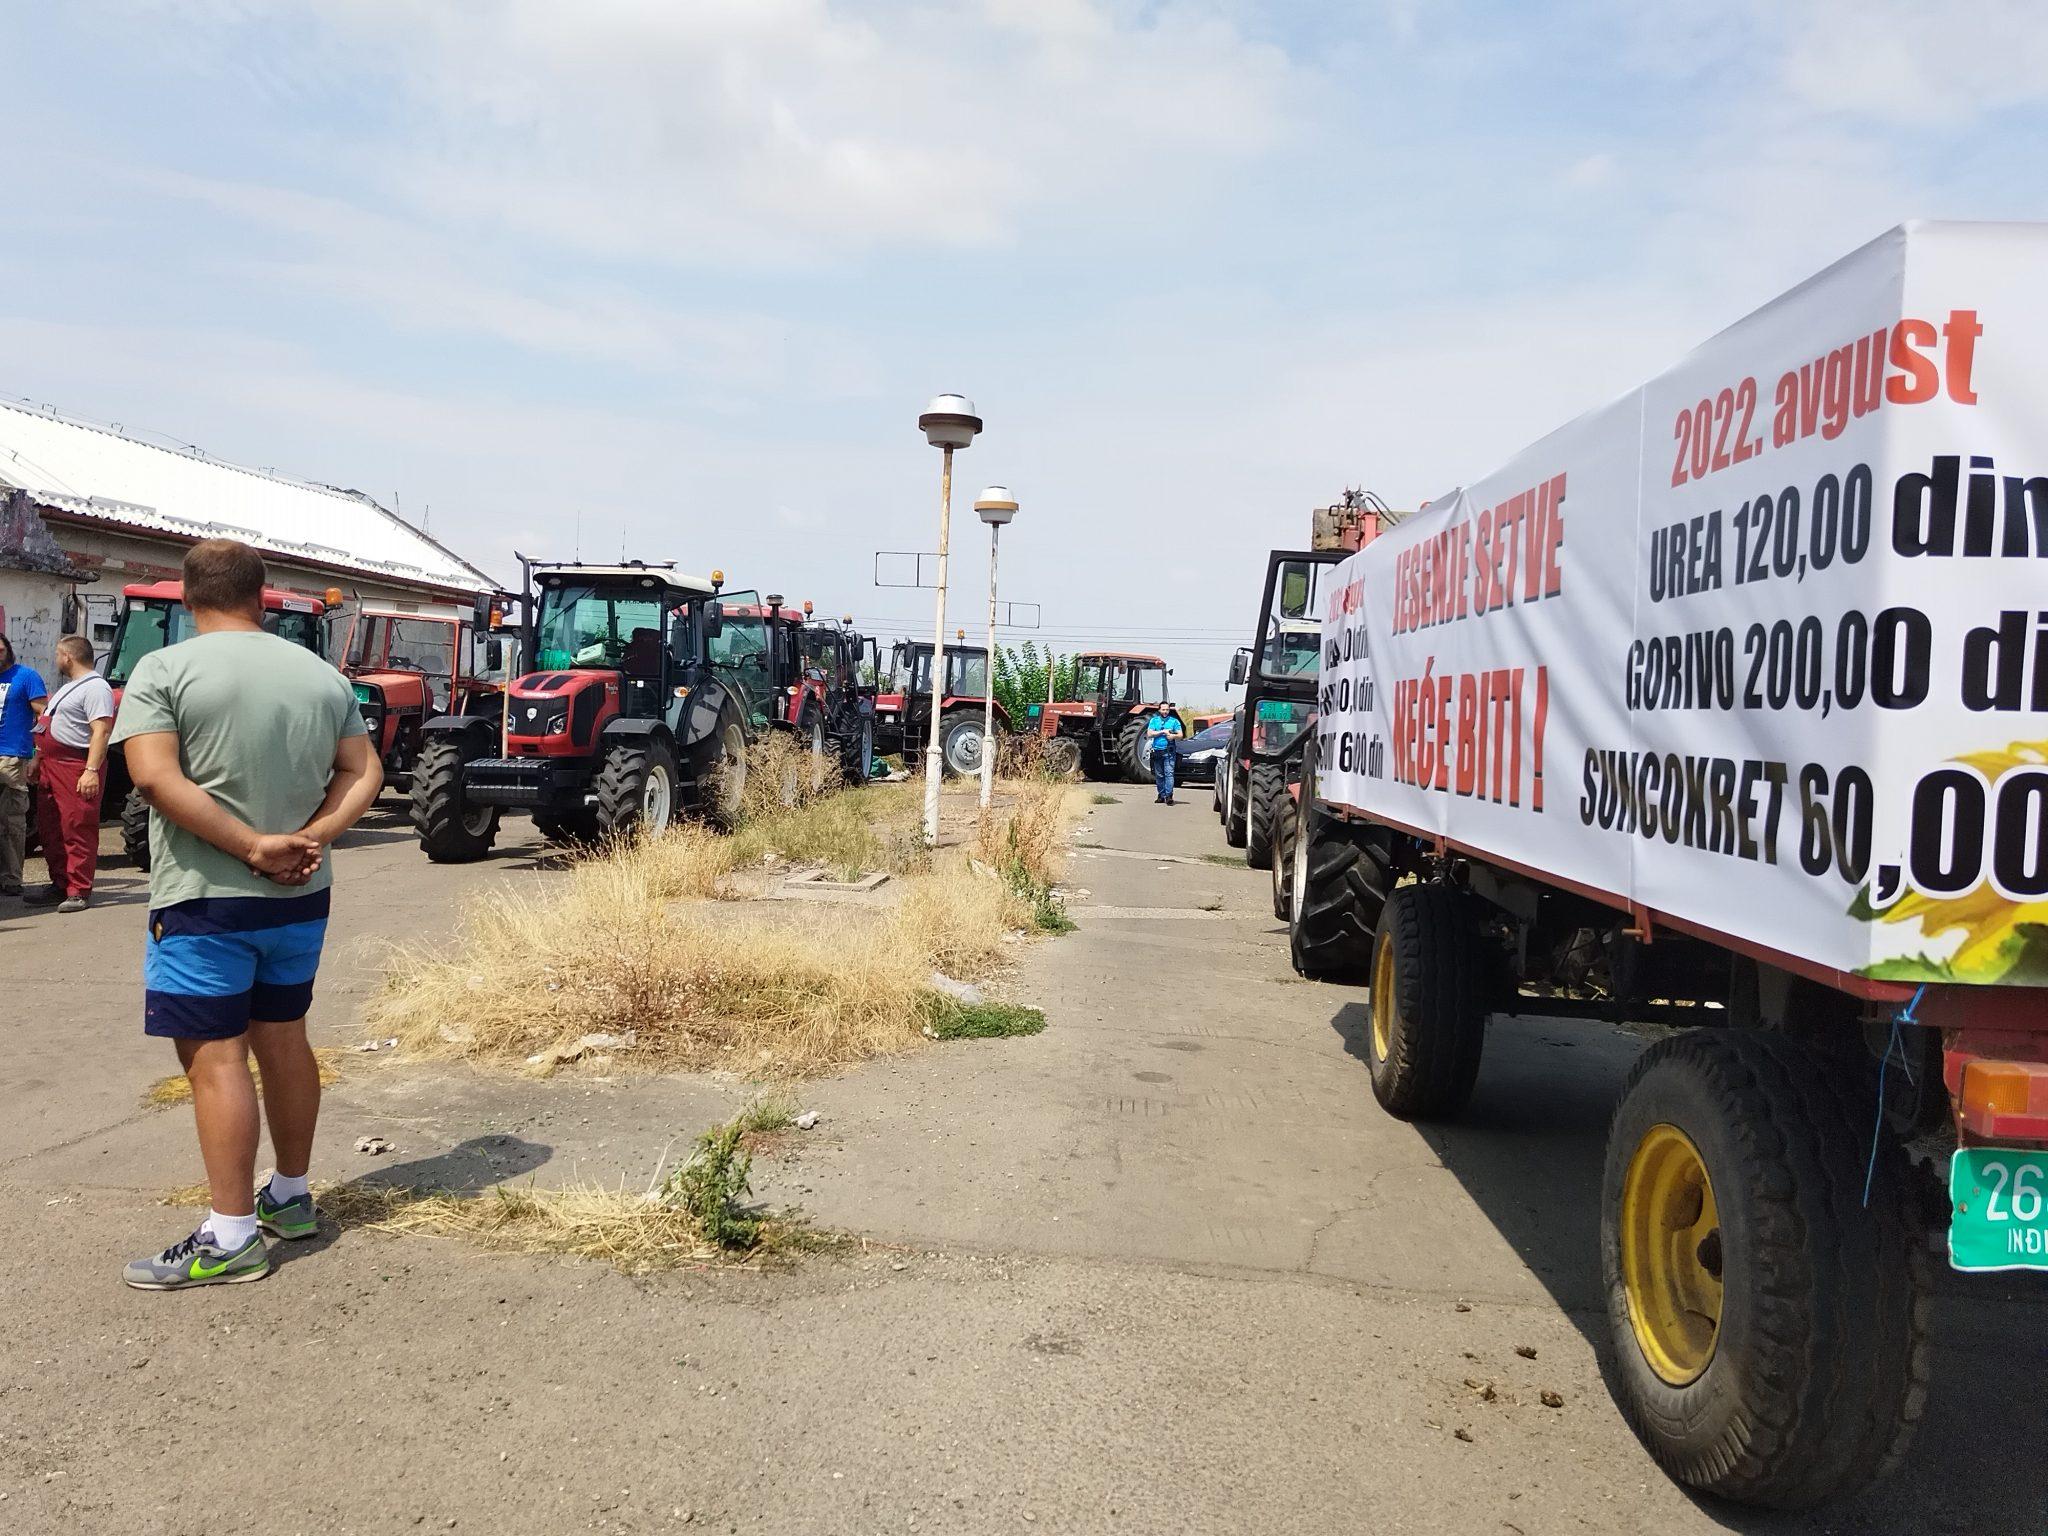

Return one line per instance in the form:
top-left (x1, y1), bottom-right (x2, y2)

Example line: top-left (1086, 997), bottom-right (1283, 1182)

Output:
top-left (24, 635), bottom-right (117, 912)
top-left (1147, 700), bottom-right (1183, 805)
top-left (114, 539), bottom-right (381, 1289)
top-left (0, 630), bottom-right (45, 896)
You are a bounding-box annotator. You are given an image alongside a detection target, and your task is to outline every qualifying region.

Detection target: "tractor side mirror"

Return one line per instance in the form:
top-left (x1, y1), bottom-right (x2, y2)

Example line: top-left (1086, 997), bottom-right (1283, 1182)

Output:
top-left (472, 590), bottom-right (493, 632)
top-left (1227, 649), bottom-right (1250, 688)
top-left (485, 638), bottom-right (505, 672)
top-left (705, 601), bottom-right (724, 640)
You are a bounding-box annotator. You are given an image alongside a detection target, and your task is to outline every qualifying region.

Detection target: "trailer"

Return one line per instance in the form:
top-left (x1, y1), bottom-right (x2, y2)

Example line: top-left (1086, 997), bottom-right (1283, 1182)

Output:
top-left (1286, 223), bottom-right (2048, 1508)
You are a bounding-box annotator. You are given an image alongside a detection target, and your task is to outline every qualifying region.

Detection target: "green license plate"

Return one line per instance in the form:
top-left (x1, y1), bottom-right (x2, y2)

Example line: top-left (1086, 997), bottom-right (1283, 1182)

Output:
top-left (1948, 1148), bottom-right (2048, 1273)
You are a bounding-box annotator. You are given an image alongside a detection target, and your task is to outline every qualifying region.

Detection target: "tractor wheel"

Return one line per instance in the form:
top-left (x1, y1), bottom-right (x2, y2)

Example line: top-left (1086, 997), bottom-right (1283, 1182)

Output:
top-left (1269, 784), bottom-right (1297, 920)
top-left (805, 710), bottom-right (829, 795)
top-left (1042, 737), bottom-right (1082, 779)
top-left (1289, 817), bottom-right (1387, 981)
top-left (1116, 714), bottom-right (1150, 784)
top-left (1364, 883), bottom-right (1487, 1119)
top-left (1223, 758), bottom-right (1248, 847)
top-left (939, 712), bottom-right (985, 778)
top-left (1600, 1031), bottom-right (1929, 1508)
top-left (841, 716), bottom-right (874, 786)
top-left (533, 809), bottom-right (600, 848)
top-left (1246, 761), bottom-right (1284, 871)
top-left (410, 736), bottom-right (501, 863)
top-left (596, 737), bottom-right (678, 843)
top-left (121, 788), bottom-right (153, 872)
top-left (696, 715), bottom-right (749, 831)
top-left (1079, 735), bottom-right (1108, 780)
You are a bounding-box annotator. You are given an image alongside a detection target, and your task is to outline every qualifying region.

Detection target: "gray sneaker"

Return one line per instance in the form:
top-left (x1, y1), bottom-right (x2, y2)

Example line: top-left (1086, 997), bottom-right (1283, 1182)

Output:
top-left (57, 894), bottom-right (88, 913)
top-left (255, 1181), bottom-right (318, 1240)
top-left (122, 1226), bottom-right (270, 1290)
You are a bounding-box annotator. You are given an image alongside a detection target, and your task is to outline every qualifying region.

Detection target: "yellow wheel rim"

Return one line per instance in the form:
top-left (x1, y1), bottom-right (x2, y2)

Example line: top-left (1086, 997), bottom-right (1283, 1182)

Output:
top-left (1370, 931), bottom-right (1394, 1062)
top-left (1619, 1123), bottom-right (1723, 1386)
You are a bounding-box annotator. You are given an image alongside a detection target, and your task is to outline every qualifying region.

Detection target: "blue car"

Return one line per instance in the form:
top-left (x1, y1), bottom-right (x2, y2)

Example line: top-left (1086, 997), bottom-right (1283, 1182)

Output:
top-left (1173, 719), bottom-right (1232, 785)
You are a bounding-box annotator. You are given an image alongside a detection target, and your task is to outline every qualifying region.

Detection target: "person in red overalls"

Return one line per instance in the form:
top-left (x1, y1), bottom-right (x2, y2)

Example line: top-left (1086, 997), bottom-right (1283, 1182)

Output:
top-left (27, 635), bottom-right (116, 913)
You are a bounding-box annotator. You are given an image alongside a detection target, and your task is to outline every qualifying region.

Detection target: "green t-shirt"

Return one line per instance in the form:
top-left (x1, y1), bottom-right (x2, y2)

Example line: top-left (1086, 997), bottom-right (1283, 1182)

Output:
top-left (110, 630), bottom-right (365, 907)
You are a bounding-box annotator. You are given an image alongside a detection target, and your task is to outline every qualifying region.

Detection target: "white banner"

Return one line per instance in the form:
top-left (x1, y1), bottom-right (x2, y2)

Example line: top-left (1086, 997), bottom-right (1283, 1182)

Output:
top-left (1318, 222), bottom-right (2048, 988)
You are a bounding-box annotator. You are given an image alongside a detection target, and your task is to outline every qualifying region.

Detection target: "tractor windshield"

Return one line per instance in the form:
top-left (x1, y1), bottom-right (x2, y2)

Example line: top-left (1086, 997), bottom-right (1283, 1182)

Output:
top-left (351, 616), bottom-right (457, 681)
top-left (949, 650), bottom-right (989, 698)
top-left (706, 591), bottom-right (773, 726)
top-left (1074, 659), bottom-right (1112, 696)
top-left (107, 599), bottom-right (323, 685)
top-left (533, 584), bottom-right (665, 671)
top-left (1132, 665), bottom-right (1168, 704)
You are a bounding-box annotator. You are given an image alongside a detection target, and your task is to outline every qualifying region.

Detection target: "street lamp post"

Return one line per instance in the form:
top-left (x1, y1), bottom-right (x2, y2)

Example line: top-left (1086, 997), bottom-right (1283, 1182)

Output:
top-left (917, 394), bottom-right (982, 846)
top-left (973, 486), bottom-right (1018, 811)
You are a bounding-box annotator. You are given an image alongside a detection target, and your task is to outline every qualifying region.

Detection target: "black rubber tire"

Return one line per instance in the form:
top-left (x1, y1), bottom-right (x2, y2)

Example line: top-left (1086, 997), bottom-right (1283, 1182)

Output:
top-left (1286, 738), bottom-right (1385, 978)
top-left (1042, 736), bottom-right (1082, 779)
top-left (839, 716), bottom-right (874, 786)
top-left (1269, 785), bottom-right (1297, 920)
top-left (1223, 762), bottom-right (1248, 848)
top-left (121, 787), bottom-right (152, 872)
top-left (410, 736), bottom-right (501, 863)
top-left (693, 713), bottom-right (749, 831)
top-left (939, 712), bottom-right (984, 779)
top-left (1365, 883), bottom-right (1487, 1119)
top-left (1117, 714), bottom-right (1150, 784)
top-left (1245, 761), bottom-right (1284, 871)
top-left (804, 710), bottom-right (829, 795)
top-left (1599, 1031), bottom-right (1931, 1509)
top-left (595, 737), bottom-right (678, 842)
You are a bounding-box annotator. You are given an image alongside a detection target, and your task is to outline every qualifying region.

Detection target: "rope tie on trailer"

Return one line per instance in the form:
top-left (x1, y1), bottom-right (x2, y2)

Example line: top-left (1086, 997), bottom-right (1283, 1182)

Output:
top-left (1864, 983), bottom-right (1926, 1208)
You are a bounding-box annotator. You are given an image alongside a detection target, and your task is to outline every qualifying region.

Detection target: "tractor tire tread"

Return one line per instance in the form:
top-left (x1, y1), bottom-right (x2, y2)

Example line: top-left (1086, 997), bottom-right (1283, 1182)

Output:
top-left (121, 788), bottom-right (152, 872)
top-left (1598, 1030), bottom-right (1930, 1509)
top-left (410, 738), bottom-right (499, 863)
top-left (1246, 761), bottom-right (1284, 870)
top-left (1368, 882), bottom-right (1486, 1120)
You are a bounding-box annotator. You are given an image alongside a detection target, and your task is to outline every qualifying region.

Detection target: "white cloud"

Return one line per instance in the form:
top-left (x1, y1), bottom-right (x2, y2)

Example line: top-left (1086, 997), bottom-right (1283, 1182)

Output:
top-left (1777, 0), bottom-right (2048, 125)
top-left (189, 0), bottom-right (1298, 263)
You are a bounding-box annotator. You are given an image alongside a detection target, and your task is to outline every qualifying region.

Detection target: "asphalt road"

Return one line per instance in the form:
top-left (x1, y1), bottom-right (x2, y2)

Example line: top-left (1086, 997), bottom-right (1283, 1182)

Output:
top-left (0, 791), bottom-right (2041, 1535)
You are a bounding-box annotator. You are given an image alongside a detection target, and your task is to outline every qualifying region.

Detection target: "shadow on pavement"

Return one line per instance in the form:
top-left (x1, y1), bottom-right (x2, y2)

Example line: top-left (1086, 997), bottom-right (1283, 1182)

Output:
top-left (348, 1134), bottom-right (554, 1198)
top-left (1328, 1000), bottom-right (2048, 1536)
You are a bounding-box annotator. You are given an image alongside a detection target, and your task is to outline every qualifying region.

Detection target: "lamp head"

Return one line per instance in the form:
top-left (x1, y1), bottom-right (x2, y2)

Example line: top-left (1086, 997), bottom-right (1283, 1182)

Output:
top-left (974, 485), bottom-right (1018, 526)
top-left (919, 393), bottom-right (982, 450)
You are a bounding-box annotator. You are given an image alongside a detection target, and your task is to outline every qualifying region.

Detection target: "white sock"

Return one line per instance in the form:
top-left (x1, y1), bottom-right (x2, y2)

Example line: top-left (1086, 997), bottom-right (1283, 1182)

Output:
top-left (268, 1171), bottom-right (310, 1202)
top-left (204, 1209), bottom-right (260, 1248)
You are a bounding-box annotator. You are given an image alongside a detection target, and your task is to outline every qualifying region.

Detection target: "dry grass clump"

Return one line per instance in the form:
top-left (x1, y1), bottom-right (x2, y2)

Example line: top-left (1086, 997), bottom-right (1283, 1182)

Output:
top-left (143, 1048), bottom-right (345, 1110)
top-left (731, 780), bottom-right (924, 880)
top-left (738, 728), bottom-right (844, 823)
top-left (365, 780), bottom-right (1073, 1076)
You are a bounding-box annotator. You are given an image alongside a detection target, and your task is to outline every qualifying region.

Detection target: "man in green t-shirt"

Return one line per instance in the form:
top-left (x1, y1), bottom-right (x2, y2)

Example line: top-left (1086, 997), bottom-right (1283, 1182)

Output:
top-left (111, 539), bottom-right (382, 1290)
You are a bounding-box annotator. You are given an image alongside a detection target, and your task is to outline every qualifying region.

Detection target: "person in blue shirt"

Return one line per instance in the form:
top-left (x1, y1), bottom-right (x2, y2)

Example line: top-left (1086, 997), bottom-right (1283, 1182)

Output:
top-left (0, 630), bottom-right (49, 896)
top-left (1146, 702), bottom-right (1184, 805)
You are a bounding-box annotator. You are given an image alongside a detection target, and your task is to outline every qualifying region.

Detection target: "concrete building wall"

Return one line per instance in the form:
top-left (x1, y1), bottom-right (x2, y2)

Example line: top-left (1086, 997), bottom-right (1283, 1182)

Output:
top-left (0, 566), bottom-right (72, 680)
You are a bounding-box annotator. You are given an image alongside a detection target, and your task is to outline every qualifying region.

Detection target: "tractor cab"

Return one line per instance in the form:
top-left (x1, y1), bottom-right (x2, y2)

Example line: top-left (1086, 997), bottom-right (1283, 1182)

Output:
top-left (803, 617), bottom-right (880, 783)
top-left (105, 580), bottom-right (326, 688)
top-left (870, 638), bottom-right (1005, 776)
top-left (411, 561), bottom-right (762, 862)
top-left (1037, 651), bottom-right (1181, 782)
top-left (340, 604), bottom-right (505, 792)
top-left (706, 595), bottom-right (821, 735)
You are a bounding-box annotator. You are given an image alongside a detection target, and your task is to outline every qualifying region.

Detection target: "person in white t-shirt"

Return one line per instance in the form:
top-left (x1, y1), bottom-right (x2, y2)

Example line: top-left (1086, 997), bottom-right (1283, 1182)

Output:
top-left (26, 634), bottom-right (116, 912)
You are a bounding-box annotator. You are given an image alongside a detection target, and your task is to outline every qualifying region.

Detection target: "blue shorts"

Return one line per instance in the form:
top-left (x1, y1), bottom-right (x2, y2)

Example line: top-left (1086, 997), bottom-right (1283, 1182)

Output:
top-left (143, 888), bottom-right (331, 1040)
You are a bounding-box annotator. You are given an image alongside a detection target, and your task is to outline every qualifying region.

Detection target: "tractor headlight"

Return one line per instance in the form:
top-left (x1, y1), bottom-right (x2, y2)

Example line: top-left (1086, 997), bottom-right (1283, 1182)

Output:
top-left (541, 705), bottom-right (569, 735)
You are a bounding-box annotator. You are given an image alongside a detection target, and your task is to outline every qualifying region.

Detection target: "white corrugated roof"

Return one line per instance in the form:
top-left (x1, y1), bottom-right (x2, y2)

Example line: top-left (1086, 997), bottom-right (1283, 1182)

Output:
top-left (0, 399), bottom-right (493, 593)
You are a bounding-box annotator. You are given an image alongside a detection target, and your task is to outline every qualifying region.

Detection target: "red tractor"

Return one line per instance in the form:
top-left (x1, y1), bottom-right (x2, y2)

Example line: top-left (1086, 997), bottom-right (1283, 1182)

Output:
top-left (103, 580), bottom-right (331, 870)
top-left (871, 635), bottom-right (1008, 777)
top-left (409, 561), bottom-right (758, 861)
top-left (803, 614), bottom-right (880, 785)
top-left (1036, 652), bottom-right (1183, 782)
top-left (708, 595), bottom-right (838, 795)
top-left (338, 603), bottom-right (505, 796)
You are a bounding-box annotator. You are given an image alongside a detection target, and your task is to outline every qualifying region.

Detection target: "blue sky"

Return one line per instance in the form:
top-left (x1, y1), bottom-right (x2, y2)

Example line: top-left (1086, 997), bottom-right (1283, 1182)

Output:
top-left (3, 0), bottom-right (2044, 689)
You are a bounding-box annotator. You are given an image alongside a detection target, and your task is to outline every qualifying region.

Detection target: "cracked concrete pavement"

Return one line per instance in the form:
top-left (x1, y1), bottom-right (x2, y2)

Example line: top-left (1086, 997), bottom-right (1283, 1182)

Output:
top-left (0, 788), bottom-right (2042, 1535)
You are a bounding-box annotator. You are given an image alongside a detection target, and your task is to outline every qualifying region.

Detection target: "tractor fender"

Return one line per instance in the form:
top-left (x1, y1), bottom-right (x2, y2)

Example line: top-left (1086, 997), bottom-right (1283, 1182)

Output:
top-left (599, 716), bottom-right (675, 746)
top-left (421, 713), bottom-right (498, 742)
top-left (673, 679), bottom-right (740, 747)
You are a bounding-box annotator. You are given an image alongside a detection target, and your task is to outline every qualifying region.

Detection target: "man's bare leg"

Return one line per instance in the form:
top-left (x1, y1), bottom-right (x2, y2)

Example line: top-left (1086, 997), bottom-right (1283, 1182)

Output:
top-left (247, 1016), bottom-right (320, 1179)
top-left (175, 1036), bottom-right (259, 1216)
